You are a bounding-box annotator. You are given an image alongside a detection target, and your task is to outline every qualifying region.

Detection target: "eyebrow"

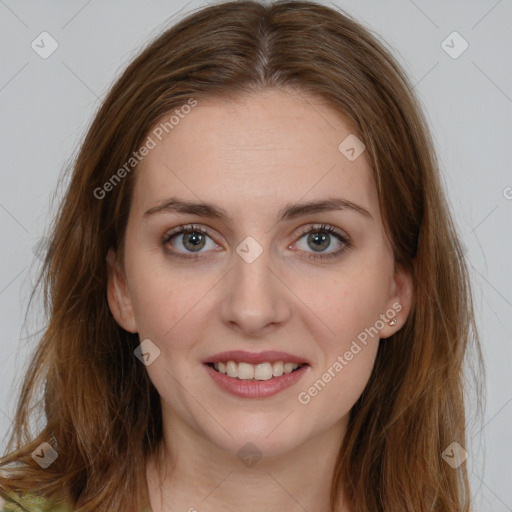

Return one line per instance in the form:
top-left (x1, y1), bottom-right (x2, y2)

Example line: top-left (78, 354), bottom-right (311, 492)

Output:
top-left (144, 196), bottom-right (373, 222)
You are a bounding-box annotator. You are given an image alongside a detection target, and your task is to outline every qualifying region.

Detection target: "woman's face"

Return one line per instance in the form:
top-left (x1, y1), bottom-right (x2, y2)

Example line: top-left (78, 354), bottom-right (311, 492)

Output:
top-left (107, 88), bottom-right (412, 458)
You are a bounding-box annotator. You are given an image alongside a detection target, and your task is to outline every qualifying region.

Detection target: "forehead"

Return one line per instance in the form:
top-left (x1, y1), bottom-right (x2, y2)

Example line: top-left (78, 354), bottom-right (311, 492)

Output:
top-left (132, 88), bottom-right (378, 222)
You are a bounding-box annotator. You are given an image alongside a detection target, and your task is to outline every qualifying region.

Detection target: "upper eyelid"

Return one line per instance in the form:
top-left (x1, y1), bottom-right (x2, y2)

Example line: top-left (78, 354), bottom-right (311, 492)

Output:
top-left (296, 223), bottom-right (349, 238)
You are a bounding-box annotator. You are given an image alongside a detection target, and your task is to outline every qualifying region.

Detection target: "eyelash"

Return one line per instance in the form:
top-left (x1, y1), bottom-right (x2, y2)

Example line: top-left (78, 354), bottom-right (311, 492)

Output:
top-left (162, 223), bottom-right (352, 261)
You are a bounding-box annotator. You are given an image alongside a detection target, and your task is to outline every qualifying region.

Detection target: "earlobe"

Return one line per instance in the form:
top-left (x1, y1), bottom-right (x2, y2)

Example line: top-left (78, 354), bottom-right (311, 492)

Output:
top-left (106, 248), bottom-right (138, 333)
top-left (380, 264), bottom-right (414, 339)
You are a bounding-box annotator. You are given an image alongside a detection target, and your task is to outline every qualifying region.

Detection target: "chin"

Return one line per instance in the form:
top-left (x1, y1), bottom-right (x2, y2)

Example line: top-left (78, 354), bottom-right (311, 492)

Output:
top-left (203, 418), bottom-right (310, 460)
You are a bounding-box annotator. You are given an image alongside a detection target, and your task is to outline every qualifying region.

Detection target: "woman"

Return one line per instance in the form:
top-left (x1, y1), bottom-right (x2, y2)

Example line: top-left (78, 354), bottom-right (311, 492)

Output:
top-left (0, 0), bottom-right (484, 510)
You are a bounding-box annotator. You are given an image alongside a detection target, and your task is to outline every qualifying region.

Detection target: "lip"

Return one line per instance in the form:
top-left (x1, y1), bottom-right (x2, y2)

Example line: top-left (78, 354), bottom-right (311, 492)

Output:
top-left (204, 362), bottom-right (309, 399)
top-left (203, 350), bottom-right (311, 365)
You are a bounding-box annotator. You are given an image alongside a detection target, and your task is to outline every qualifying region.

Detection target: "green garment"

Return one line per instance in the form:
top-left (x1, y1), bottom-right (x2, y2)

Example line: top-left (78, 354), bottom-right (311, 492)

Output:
top-left (0, 490), bottom-right (152, 511)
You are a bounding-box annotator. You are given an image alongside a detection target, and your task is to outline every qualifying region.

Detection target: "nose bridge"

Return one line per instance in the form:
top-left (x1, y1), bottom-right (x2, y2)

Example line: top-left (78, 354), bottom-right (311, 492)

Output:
top-left (232, 235), bottom-right (276, 304)
top-left (220, 234), bottom-right (288, 332)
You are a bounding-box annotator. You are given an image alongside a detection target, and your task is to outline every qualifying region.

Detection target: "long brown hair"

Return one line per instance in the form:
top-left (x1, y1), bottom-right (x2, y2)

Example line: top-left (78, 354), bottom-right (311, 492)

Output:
top-left (0, 1), bottom-right (485, 510)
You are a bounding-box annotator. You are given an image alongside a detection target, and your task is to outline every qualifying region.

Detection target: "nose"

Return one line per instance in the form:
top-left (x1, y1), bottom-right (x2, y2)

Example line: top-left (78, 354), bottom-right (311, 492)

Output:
top-left (219, 242), bottom-right (291, 337)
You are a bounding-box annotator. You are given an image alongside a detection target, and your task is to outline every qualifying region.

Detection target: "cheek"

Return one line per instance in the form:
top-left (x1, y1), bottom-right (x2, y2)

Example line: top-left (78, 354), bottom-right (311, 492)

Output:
top-left (295, 260), bottom-right (388, 416)
top-left (296, 266), bottom-right (385, 413)
top-left (125, 250), bottom-right (214, 343)
top-left (297, 260), bottom-right (392, 348)
top-left (297, 341), bottom-right (379, 425)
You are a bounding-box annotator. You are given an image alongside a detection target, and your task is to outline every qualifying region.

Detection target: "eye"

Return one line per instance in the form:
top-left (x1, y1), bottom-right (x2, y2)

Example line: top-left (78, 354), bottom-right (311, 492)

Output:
top-left (162, 223), bottom-right (351, 261)
top-left (292, 224), bottom-right (351, 260)
top-left (162, 224), bottom-right (219, 260)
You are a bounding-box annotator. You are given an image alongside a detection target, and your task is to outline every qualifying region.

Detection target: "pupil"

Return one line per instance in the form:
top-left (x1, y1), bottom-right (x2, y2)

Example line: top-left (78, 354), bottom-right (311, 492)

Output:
top-left (308, 232), bottom-right (329, 252)
top-left (184, 232), bottom-right (205, 251)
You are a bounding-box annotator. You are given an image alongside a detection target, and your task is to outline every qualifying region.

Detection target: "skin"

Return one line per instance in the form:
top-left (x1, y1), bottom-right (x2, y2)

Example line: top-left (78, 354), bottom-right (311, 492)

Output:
top-left (107, 88), bottom-right (413, 512)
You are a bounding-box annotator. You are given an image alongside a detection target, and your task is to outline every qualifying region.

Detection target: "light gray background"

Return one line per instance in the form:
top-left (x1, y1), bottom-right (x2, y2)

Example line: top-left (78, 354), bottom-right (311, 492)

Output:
top-left (0, 0), bottom-right (510, 509)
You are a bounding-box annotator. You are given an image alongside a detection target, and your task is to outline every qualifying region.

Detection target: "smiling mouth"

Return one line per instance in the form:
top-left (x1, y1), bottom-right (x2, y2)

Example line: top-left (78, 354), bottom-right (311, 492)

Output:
top-left (205, 361), bottom-right (306, 381)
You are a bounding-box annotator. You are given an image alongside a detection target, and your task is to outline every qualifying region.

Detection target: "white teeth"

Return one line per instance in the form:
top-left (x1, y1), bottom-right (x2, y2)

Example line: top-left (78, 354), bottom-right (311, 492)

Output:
top-left (254, 363), bottom-right (273, 381)
top-left (212, 360), bottom-right (303, 380)
top-left (238, 362), bottom-right (254, 379)
top-left (272, 361), bottom-right (284, 377)
top-left (283, 362), bottom-right (296, 374)
top-left (226, 361), bottom-right (238, 378)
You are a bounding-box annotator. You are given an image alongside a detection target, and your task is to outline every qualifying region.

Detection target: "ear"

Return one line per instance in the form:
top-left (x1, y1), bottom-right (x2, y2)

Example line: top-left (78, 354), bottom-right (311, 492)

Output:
top-left (106, 247), bottom-right (138, 333)
top-left (379, 263), bottom-right (414, 339)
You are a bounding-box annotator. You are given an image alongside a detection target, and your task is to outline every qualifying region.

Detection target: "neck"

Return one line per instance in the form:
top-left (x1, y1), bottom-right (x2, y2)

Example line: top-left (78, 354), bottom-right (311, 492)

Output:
top-left (146, 411), bottom-right (353, 512)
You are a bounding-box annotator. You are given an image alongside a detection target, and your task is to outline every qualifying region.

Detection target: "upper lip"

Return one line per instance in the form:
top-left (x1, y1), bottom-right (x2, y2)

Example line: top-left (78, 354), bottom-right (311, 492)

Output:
top-left (204, 350), bottom-right (311, 366)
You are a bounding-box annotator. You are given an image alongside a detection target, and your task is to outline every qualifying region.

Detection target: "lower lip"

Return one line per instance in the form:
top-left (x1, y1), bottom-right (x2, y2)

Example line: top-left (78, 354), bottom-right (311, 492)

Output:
top-left (204, 363), bottom-right (309, 399)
